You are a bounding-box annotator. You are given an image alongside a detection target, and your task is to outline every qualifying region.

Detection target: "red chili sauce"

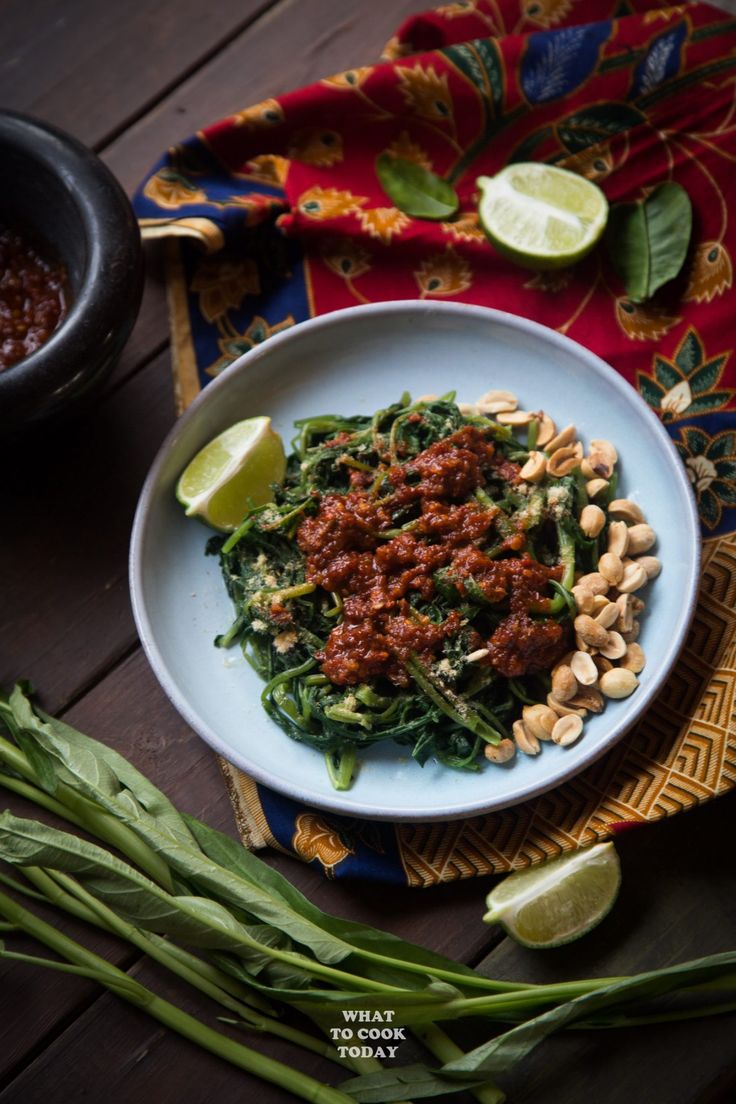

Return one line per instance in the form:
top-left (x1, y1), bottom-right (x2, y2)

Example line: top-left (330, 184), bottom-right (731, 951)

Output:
top-left (0, 226), bottom-right (68, 372)
top-left (297, 425), bottom-right (568, 687)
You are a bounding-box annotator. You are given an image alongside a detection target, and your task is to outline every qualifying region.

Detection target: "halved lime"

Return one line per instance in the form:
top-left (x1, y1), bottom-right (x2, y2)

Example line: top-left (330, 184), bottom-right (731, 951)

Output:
top-left (477, 163), bottom-right (608, 270)
top-left (176, 416), bottom-right (286, 531)
top-left (483, 841), bottom-right (621, 948)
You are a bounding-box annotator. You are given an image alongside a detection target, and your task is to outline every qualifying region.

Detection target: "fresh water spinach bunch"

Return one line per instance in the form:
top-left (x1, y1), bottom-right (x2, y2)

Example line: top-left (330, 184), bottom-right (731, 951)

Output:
top-left (0, 686), bottom-right (735, 1102)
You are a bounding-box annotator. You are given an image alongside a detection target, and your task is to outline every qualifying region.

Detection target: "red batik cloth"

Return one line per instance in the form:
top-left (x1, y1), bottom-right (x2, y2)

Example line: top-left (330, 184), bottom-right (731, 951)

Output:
top-left (135, 0), bottom-right (736, 884)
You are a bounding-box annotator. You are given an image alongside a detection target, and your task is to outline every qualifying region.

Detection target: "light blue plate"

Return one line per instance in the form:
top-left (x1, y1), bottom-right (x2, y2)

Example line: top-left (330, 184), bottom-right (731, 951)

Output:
top-left (129, 302), bottom-right (700, 821)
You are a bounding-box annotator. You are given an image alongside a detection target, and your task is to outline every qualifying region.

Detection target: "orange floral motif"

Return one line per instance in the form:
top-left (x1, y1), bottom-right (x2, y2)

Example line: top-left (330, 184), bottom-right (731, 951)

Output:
top-left (191, 258), bottom-right (260, 322)
top-left (356, 207), bottom-right (410, 243)
top-left (397, 64), bottom-right (454, 122)
top-left (384, 131), bottom-right (432, 170)
top-left (322, 67), bottom-right (374, 90)
top-left (143, 170), bottom-right (208, 209)
top-left (441, 211), bottom-right (486, 243)
top-left (684, 241), bottom-right (733, 303)
top-left (292, 813), bottom-right (353, 875)
top-left (231, 98), bottom-right (284, 129)
top-left (322, 239), bottom-right (372, 280)
top-left (297, 187), bottom-right (367, 220)
top-left (205, 314), bottom-right (295, 377)
top-left (243, 154), bottom-right (289, 186)
top-left (521, 0), bottom-right (574, 27)
top-left (381, 36), bottom-right (415, 62)
top-left (287, 128), bottom-right (343, 167)
top-left (415, 246), bottom-right (472, 297)
top-left (615, 298), bottom-right (680, 341)
top-left (559, 146), bottom-right (614, 181)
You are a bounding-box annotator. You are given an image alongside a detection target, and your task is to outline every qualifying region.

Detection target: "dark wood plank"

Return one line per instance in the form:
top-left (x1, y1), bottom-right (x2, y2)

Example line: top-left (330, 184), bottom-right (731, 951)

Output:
top-left (0, 0), bottom-right (278, 149)
top-left (103, 0), bottom-right (432, 193)
top-left (468, 795), bottom-right (736, 1104)
top-left (0, 352), bottom-right (176, 711)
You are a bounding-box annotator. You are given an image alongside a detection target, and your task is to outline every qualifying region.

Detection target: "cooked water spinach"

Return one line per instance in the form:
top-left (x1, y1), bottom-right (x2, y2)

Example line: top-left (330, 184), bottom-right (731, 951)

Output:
top-left (210, 393), bottom-right (617, 789)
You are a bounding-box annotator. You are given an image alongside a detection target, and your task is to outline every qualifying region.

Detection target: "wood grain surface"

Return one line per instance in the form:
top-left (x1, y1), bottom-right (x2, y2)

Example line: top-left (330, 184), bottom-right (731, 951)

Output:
top-left (1, 1), bottom-right (735, 1101)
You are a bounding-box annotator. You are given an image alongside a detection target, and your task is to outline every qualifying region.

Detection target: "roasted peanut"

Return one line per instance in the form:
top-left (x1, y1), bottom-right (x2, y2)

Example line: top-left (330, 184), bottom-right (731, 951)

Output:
top-left (551, 664), bottom-right (578, 702)
top-left (617, 560), bottom-right (648, 593)
top-left (586, 477), bottom-right (609, 499)
top-left (497, 409), bottom-right (535, 426)
top-left (569, 686), bottom-right (604, 713)
top-left (551, 714), bottom-right (584, 746)
top-left (594, 600), bottom-right (619, 629)
top-left (621, 642), bottom-right (646, 673)
top-left (545, 424), bottom-right (576, 453)
top-left (570, 650), bottom-right (598, 686)
top-left (599, 668), bottom-right (639, 699)
top-left (608, 498), bottom-right (645, 524)
top-left (535, 412), bottom-right (556, 447)
top-left (484, 738), bottom-right (516, 763)
top-left (522, 703), bottom-right (557, 741)
top-left (572, 585), bottom-right (596, 614)
top-left (547, 693), bottom-right (587, 718)
top-left (590, 438), bottom-right (618, 466)
top-left (598, 551), bottom-right (624, 586)
top-left (576, 572), bottom-right (610, 596)
top-left (547, 445), bottom-right (580, 477)
top-left (581, 451), bottom-right (614, 480)
top-left (520, 450), bottom-right (547, 483)
top-left (513, 719), bottom-right (541, 756)
top-left (626, 523), bottom-right (656, 555)
top-left (574, 614), bottom-right (610, 649)
top-left (580, 504), bottom-right (606, 537)
top-left (599, 630), bottom-right (627, 660)
top-left (615, 593), bottom-right (634, 634)
top-left (607, 520), bottom-right (629, 558)
top-left (593, 654), bottom-right (614, 675)
top-left (622, 620), bottom-right (641, 643)
top-left (475, 389), bottom-right (517, 414)
top-left (637, 555), bottom-right (662, 580)
top-left (466, 648), bottom-right (490, 663)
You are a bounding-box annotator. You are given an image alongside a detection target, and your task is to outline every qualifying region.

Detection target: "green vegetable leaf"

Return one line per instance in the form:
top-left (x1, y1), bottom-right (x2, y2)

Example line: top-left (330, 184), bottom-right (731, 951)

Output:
top-left (8, 684), bottom-right (197, 849)
top-left (375, 155), bottom-right (459, 220)
top-left (341, 1063), bottom-right (491, 1102)
top-left (605, 181), bottom-right (692, 303)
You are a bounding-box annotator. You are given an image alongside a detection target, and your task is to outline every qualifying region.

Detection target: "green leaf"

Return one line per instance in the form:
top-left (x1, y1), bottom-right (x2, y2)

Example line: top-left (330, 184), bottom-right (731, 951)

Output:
top-left (712, 478), bottom-right (736, 506)
top-left (605, 182), bottom-right (692, 302)
top-left (443, 41), bottom-right (504, 114)
top-left (182, 813), bottom-right (484, 990)
top-left (653, 357), bottom-right (682, 390)
top-left (698, 488), bottom-right (721, 529)
top-left (637, 374), bottom-right (665, 409)
top-left (674, 329), bottom-right (704, 374)
top-left (684, 393), bottom-right (733, 416)
top-left (707, 432), bottom-right (736, 460)
top-left (682, 427), bottom-right (710, 455)
top-left (375, 155), bottom-right (459, 221)
top-left (0, 814), bottom-right (274, 956)
top-left (9, 685), bottom-right (197, 849)
top-left (341, 1063), bottom-right (490, 1102)
top-left (556, 103), bottom-right (646, 152)
top-left (689, 357), bottom-right (726, 395)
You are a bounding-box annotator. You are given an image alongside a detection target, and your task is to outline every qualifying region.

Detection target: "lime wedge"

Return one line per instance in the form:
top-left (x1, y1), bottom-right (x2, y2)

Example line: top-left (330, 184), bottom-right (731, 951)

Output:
top-left (483, 841), bottom-right (621, 948)
top-left (477, 163), bottom-right (608, 270)
top-left (176, 416), bottom-right (286, 531)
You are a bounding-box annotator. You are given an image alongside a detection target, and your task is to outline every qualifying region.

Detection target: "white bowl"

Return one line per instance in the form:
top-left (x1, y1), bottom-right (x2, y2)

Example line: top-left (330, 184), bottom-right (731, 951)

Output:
top-left (130, 302), bottom-right (700, 820)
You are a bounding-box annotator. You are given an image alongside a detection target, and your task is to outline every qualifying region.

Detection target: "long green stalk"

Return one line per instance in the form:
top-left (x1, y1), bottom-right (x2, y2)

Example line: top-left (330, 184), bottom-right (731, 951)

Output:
top-left (0, 889), bottom-right (356, 1104)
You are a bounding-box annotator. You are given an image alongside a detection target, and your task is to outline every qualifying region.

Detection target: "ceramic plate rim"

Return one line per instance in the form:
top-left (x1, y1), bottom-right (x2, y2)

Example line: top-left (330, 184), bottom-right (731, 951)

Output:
top-left (130, 301), bottom-right (701, 821)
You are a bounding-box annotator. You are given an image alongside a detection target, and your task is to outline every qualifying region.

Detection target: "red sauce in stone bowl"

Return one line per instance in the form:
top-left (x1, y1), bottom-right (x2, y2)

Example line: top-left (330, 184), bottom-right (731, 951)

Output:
top-left (0, 225), bottom-right (68, 372)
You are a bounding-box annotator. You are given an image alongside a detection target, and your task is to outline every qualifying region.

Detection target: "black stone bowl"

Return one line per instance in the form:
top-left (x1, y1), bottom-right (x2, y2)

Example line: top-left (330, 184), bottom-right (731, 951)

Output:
top-left (0, 112), bottom-right (144, 427)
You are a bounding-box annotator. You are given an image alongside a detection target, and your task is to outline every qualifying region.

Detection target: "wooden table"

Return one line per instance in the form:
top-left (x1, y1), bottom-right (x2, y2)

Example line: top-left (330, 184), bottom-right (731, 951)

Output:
top-left (2, 3), bottom-right (735, 1101)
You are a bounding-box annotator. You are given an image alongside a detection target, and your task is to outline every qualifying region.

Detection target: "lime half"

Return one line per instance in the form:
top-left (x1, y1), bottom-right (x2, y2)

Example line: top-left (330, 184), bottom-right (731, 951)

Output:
top-left (483, 841), bottom-right (621, 948)
top-left (477, 163), bottom-right (608, 270)
top-left (176, 416), bottom-right (286, 531)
